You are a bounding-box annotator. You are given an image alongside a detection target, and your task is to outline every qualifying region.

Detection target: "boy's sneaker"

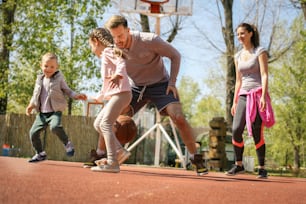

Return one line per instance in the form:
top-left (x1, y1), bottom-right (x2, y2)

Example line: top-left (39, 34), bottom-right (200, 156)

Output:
top-left (117, 148), bottom-right (131, 164)
top-left (65, 141), bottom-right (75, 157)
top-left (83, 149), bottom-right (106, 168)
top-left (28, 151), bottom-right (47, 162)
top-left (190, 154), bottom-right (208, 175)
top-left (91, 160), bottom-right (120, 173)
top-left (226, 165), bottom-right (245, 176)
top-left (257, 168), bottom-right (268, 179)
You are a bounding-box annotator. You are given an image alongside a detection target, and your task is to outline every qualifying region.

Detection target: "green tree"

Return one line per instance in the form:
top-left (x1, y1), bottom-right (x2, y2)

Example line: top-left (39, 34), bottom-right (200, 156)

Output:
top-left (192, 96), bottom-right (223, 127)
top-left (0, 0), bottom-right (17, 114)
top-left (177, 76), bottom-right (200, 123)
top-left (269, 17), bottom-right (306, 170)
top-left (177, 76), bottom-right (223, 127)
top-left (1, 0), bottom-right (111, 114)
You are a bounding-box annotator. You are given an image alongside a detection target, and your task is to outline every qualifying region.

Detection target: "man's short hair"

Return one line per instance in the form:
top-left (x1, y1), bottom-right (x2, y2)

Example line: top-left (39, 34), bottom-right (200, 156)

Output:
top-left (105, 15), bottom-right (128, 29)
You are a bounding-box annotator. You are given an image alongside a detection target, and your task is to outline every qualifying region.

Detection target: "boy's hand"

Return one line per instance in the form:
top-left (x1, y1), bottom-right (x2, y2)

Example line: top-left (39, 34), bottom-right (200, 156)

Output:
top-left (26, 105), bottom-right (34, 116)
top-left (75, 93), bottom-right (87, 100)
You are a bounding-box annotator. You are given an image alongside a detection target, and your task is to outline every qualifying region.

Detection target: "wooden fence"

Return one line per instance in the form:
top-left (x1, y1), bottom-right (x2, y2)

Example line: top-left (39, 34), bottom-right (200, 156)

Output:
top-left (0, 114), bottom-right (187, 167)
top-left (0, 114), bottom-right (99, 162)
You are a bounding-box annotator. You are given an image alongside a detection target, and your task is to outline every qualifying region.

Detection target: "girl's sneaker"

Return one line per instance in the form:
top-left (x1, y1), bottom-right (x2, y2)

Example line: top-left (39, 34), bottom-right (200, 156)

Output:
top-left (91, 160), bottom-right (120, 173)
top-left (83, 149), bottom-right (106, 168)
top-left (28, 151), bottom-right (47, 162)
top-left (94, 148), bottom-right (131, 167)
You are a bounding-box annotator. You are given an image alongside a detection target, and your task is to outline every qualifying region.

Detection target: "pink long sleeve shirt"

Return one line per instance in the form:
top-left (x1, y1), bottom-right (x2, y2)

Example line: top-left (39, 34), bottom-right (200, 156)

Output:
top-left (96, 47), bottom-right (131, 101)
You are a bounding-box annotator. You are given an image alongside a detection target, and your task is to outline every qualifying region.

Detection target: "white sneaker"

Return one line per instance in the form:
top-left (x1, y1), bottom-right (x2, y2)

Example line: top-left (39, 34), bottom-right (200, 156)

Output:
top-left (95, 148), bottom-right (131, 166)
top-left (91, 160), bottom-right (120, 173)
top-left (28, 151), bottom-right (47, 162)
top-left (64, 141), bottom-right (75, 157)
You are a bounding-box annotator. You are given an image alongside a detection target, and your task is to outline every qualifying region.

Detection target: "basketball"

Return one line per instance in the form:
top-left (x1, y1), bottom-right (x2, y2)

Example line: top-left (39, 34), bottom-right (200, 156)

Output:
top-left (114, 115), bottom-right (137, 145)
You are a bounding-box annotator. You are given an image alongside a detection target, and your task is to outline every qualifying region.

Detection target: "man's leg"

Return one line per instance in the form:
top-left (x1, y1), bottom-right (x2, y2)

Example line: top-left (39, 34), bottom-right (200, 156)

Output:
top-left (166, 103), bottom-right (196, 154)
top-left (166, 103), bottom-right (208, 174)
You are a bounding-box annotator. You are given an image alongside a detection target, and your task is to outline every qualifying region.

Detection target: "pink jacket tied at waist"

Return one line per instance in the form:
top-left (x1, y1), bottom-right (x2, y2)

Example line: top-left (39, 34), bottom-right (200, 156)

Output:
top-left (239, 87), bottom-right (275, 136)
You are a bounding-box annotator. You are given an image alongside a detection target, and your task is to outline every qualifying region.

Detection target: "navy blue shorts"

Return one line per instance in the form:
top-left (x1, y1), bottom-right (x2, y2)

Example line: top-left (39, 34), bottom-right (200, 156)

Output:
top-left (130, 81), bottom-right (180, 115)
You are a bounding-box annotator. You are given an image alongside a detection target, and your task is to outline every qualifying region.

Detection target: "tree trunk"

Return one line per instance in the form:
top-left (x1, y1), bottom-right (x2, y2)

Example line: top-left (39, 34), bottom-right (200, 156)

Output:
top-left (301, 2), bottom-right (306, 20)
top-left (0, 0), bottom-right (17, 114)
top-left (221, 0), bottom-right (235, 131)
top-left (140, 14), bottom-right (150, 32)
top-left (293, 145), bottom-right (300, 175)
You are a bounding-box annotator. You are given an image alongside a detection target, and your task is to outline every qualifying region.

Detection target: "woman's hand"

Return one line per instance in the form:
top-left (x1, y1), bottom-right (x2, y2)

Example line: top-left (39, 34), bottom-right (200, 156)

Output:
top-left (231, 103), bottom-right (237, 116)
top-left (259, 95), bottom-right (266, 112)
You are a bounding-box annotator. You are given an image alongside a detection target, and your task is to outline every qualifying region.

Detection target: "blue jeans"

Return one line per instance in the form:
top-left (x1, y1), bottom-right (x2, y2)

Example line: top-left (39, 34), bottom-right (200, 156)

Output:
top-left (29, 112), bottom-right (68, 153)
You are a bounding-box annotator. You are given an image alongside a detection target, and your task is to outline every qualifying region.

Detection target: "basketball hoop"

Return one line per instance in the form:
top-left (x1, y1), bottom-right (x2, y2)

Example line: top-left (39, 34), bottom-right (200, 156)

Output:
top-left (140, 0), bottom-right (169, 14)
top-left (119, 0), bottom-right (193, 17)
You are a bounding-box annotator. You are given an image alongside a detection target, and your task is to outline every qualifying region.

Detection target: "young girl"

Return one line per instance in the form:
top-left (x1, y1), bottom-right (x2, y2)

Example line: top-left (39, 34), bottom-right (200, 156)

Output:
top-left (226, 23), bottom-right (274, 178)
top-left (88, 28), bottom-right (132, 173)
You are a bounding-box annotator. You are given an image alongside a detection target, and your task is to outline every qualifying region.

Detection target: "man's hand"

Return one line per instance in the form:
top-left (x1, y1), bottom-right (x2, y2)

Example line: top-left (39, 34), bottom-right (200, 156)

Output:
top-left (166, 85), bottom-right (179, 99)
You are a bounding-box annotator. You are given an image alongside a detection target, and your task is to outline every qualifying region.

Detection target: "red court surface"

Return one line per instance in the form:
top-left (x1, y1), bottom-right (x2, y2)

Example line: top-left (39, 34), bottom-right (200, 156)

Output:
top-left (0, 156), bottom-right (305, 204)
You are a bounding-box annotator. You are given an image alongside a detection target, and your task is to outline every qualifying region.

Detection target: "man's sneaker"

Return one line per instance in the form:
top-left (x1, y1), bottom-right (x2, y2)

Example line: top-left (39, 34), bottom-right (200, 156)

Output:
top-left (83, 149), bottom-right (106, 168)
top-left (28, 151), bottom-right (47, 162)
top-left (91, 160), bottom-right (120, 173)
top-left (65, 141), bottom-right (75, 157)
top-left (117, 148), bottom-right (131, 164)
top-left (190, 154), bottom-right (208, 175)
top-left (257, 168), bottom-right (268, 179)
top-left (225, 165), bottom-right (245, 176)
top-left (95, 148), bottom-right (131, 166)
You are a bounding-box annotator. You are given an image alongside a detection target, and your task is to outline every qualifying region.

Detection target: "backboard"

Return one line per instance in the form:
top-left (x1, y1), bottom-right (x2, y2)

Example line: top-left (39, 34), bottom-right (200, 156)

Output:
top-left (83, 100), bottom-right (104, 117)
top-left (119, 0), bottom-right (193, 17)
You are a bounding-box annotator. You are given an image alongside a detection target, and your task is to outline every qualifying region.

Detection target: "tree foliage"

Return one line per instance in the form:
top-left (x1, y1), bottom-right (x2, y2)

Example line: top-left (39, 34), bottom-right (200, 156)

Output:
top-left (269, 16), bottom-right (306, 169)
top-left (178, 76), bottom-right (223, 127)
top-left (1, 0), bottom-right (111, 114)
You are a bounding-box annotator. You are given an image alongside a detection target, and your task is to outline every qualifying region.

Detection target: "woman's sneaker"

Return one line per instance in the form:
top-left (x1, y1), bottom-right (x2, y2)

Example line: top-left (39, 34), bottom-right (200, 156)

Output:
top-left (28, 151), bottom-right (47, 162)
top-left (257, 168), bottom-right (268, 179)
top-left (225, 165), bottom-right (245, 176)
top-left (64, 141), bottom-right (75, 157)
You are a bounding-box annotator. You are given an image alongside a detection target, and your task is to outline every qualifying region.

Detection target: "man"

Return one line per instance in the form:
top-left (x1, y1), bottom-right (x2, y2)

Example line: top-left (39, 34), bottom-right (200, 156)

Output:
top-left (87, 15), bottom-right (208, 175)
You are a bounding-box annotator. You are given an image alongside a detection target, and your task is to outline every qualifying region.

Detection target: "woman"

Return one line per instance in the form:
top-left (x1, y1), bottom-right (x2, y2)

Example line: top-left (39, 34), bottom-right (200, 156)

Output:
top-left (226, 23), bottom-right (274, 179)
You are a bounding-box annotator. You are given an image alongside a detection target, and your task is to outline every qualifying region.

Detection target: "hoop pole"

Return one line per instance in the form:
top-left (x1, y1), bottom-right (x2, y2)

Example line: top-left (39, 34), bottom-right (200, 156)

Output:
top-left (169, 118), bottom-right (185, 165)
top-left (158, 123), bottom-right (186, 168)
top-left (127, 123), bottom-right (159, 152)
top-left (155, 17), bottom-right (161, 35)
top-left (154, 109), bottom-right (161, 166)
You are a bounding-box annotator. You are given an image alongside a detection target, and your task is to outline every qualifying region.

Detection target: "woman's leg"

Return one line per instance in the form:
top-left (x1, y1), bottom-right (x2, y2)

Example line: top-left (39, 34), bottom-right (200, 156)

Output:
top-left (232, 96), bottom-right (247, 165)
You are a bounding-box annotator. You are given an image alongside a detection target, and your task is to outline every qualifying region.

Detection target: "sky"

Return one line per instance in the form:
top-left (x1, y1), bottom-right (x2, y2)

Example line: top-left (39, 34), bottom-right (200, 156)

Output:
top-left (91, 0), bottom-right (301, 98)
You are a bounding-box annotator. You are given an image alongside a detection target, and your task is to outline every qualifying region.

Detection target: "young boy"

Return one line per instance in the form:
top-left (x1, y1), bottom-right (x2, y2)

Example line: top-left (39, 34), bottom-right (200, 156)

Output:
top-left (26, 52), bottom-right (87, 162)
